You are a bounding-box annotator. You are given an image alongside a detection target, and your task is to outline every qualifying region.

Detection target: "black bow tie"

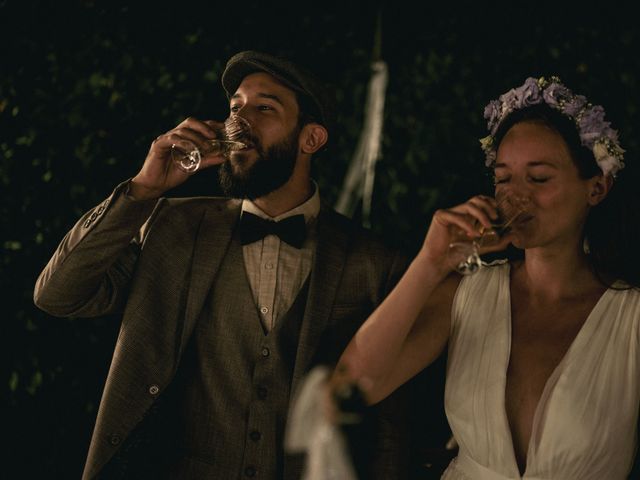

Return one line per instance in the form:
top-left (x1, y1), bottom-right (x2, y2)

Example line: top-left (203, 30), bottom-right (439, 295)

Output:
top-left (238, 212), bottom-right (307, 249)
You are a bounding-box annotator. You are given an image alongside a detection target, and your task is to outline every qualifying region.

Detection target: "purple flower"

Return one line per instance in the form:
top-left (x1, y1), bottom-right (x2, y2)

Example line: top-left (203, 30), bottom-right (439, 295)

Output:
top-left (543, 82), bottom-right (572, 108)
top-left (486, 78), bottom-right (543, 135)
top-left (563, 94), bottom-right (587, 117)
top-left (499, 88), bottom-right (519, 113)
top-left (484, 99), bottom-right (501, 128)
top-left (513, 77), bottom-right (542, 107)
top-left (580, 105), bottom-right (606, 124)
top-left (484, 148), bottom-right (497, 167)
top-left (484, 99), bottom-right (501, 121)
top-left (602, 125), bottom-right (619, 143)
top-left (577, 105), bottom-right (610, 145)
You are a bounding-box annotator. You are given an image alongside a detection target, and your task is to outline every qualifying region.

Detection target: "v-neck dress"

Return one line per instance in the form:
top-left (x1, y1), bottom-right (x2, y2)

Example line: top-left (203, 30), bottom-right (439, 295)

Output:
top-left (441, 261), bottom-right (640, 479)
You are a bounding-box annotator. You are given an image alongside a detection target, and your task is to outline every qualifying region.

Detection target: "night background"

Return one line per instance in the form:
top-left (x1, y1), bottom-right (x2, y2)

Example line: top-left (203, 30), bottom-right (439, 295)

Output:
top-left (3, 1), bottom-right (640, 478)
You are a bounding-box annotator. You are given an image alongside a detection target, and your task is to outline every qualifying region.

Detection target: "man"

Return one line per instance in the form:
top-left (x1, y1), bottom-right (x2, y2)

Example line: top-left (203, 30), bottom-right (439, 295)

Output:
top-left (34, 50), bottom-right (409, 479)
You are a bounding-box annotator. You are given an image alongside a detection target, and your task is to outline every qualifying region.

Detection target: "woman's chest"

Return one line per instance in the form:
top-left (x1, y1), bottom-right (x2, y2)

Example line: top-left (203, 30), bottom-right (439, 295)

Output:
top-left (506, 300), bottom-right (593, 406)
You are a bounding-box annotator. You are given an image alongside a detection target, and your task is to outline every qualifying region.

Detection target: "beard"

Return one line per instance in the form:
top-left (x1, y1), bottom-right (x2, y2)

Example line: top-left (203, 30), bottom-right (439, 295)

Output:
top-left (218, 125), bottom-right (300, 200)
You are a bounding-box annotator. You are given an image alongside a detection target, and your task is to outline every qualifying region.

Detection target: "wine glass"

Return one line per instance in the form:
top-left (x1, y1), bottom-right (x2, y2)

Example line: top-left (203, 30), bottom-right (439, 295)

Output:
top-left (170, 115), bottom-right (251, 173)
top-left (447, 194), bottom-right (532, 275)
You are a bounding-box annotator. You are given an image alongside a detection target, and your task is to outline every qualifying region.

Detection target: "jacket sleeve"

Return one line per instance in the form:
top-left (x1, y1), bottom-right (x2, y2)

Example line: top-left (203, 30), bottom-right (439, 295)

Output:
top-left (369, 249), bottom-right (412, 479)
top-left (33, 180), bottom-right (162, 318)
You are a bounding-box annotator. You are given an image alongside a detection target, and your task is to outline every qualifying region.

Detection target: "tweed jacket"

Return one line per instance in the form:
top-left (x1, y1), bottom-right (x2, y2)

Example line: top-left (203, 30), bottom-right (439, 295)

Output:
top-left (34, 180), bottom-right (410, 479)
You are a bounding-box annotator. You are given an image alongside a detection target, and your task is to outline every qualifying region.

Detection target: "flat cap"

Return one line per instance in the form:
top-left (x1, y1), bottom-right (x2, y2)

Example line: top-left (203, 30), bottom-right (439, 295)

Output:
top-left (221, 50), bottom-right (334, 134)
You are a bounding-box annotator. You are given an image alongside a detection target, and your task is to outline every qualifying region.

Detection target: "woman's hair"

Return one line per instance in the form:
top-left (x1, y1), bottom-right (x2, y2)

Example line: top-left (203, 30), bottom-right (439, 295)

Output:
top-left (493, 104), bottom-right (640, 288)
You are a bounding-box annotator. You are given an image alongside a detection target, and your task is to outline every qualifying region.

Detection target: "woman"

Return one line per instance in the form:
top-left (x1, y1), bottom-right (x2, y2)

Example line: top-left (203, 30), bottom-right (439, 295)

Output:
top-left (337, 76), bottom-right (640, 479)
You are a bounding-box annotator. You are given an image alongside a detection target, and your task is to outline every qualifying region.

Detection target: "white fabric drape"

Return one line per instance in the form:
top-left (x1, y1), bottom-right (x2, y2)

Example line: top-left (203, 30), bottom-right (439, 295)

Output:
top-left (335, 60), bottom-right (388, 227)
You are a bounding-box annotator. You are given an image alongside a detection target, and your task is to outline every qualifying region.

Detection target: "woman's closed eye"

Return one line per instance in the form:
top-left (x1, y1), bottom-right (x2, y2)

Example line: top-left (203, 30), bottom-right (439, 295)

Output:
top-left (494, 175), bottom-right (550, 185)
top-left (529, 176), bottom-right (550, 183)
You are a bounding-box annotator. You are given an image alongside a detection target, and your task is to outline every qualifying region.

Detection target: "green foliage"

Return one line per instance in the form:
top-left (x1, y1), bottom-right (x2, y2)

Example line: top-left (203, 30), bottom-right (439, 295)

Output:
top-left (3, 1), bottom-right (639, 477)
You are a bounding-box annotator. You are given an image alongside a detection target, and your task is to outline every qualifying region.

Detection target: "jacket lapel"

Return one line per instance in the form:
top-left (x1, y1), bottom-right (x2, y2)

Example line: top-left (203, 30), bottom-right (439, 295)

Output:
top-left (179, 199), bottom-right (242, 353)
top-left (290, 207), bottom-right (349, 396)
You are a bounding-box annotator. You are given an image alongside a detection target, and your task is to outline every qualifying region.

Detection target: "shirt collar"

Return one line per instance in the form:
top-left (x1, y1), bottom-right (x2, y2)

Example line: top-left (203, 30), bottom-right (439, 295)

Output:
top-left (241, 180), bottom-right (320, 225)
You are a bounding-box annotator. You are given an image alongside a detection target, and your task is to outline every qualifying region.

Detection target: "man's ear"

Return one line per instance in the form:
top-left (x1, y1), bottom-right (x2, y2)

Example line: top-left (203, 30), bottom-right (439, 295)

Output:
top-left (299, 123), bottom-right (328, 154)
top-left (587, 173), bottom-right (614, 206)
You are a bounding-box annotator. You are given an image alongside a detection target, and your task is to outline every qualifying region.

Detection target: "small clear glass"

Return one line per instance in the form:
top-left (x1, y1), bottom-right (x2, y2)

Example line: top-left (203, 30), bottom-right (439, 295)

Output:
top-left (171, 115), bottom-right (251, 173)
top-left (447, 194), bottom-right (532, 275)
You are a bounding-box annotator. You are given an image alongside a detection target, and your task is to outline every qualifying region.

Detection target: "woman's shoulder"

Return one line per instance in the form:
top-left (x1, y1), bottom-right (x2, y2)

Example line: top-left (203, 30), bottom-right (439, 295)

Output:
top-left (596, 282), bottom-right (640, 340)
top-left (451, 259), bottom-right (512, 334)
top-left (483, 258), bottom-right (510, 269)
top-left (464, 258), bottom-right (511, 284)
top-left (455, 258), bottom-right (511, 303)
top-left (608, 281), bottom-right (640, 306)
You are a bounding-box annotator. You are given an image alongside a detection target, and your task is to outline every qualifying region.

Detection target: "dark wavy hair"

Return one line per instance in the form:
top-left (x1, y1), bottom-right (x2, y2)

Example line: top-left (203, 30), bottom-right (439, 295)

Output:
top-left (493, 103), bottom-right (639, 288)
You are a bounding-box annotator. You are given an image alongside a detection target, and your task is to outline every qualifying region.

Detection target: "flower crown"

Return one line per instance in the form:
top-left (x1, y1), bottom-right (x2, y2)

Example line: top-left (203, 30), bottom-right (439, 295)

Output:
top-left (479, 76), bottom-right (625, 177)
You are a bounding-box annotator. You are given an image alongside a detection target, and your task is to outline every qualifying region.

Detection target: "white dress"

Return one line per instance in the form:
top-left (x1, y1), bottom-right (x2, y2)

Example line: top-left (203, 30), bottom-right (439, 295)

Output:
top-left (442, 261), bottom-right (640, 480)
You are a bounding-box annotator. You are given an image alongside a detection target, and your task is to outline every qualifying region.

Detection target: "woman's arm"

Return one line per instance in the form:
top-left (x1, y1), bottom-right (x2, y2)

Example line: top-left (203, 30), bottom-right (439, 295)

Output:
top-left (337, 251), bottom-right (459, 404)
top-left (337, 194), bottom-right (507, 404)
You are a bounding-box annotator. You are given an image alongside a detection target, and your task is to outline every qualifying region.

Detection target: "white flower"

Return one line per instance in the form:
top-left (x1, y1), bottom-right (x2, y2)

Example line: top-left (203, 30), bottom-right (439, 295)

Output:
top-left (592, 142), bottom-right (609, 161)
top-left (479, 135), bottom-right (494, 151)
top-left (593, 141), bottom-right (623, 176)
top-left (597, 155), bottom-right (618, 176)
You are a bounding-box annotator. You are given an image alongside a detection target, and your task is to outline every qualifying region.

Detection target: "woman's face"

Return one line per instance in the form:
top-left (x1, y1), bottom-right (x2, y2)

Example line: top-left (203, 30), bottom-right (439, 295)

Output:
top-left (493, 121), bottom-right (595, 250)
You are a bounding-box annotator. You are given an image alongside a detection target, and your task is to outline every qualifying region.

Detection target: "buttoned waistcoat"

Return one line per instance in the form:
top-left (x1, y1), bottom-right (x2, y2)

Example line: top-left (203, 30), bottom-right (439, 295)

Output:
top-left (34, 180), bottom-right (410, 479)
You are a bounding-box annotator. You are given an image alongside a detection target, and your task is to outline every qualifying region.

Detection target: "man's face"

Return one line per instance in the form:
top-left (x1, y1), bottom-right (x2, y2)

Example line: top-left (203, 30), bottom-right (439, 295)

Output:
top-left (218, 72), bottom-right (302, 199)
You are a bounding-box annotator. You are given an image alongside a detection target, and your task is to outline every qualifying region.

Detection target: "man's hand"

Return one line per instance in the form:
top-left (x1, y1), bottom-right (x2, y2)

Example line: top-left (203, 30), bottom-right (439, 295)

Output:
top-left (129, 117), bottom-right (226, 200)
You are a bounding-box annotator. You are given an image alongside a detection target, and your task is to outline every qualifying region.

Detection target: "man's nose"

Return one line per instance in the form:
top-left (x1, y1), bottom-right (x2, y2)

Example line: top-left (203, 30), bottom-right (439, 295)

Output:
top-left (232, 105), bottom-right (255, 123)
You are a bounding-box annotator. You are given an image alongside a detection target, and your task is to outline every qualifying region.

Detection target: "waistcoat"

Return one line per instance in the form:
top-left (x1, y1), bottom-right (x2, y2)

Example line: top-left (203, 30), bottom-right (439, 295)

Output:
top-left (168, 234), bottom-right (309, 479)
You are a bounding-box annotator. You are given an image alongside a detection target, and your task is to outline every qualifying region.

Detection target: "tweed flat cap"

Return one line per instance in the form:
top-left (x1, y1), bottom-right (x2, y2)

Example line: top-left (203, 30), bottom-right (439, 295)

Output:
top-left (221, 50), bottom-right (334, 133)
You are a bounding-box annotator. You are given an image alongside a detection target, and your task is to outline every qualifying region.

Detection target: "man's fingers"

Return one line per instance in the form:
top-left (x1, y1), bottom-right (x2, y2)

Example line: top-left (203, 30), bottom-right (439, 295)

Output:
top-left (178, 117), bottom-right (220, 139)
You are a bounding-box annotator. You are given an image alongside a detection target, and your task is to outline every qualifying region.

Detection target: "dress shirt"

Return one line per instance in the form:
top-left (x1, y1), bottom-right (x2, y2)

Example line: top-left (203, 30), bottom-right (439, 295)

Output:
top-left (241, 183), bottom-right (319, 332)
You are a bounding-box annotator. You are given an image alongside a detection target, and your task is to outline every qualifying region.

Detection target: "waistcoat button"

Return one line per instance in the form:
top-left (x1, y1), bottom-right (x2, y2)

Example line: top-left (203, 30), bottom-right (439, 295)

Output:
top-left (244, 466), bottom-right (257, 477)
top-left (257, 386), bottom-right (268, 399)
top-left (250, 430), bottom-right (261, 442)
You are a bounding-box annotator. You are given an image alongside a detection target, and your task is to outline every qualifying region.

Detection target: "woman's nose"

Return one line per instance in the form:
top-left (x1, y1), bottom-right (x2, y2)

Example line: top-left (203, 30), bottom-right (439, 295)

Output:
top-left (496, 184), bottom-right (532, 203)
top-left (501, 177), bottom-right (530, 195)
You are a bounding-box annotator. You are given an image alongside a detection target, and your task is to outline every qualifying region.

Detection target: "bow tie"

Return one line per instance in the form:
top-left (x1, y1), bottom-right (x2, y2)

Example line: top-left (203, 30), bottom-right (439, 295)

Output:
top-left (238, 212), bottom-right (307, 249)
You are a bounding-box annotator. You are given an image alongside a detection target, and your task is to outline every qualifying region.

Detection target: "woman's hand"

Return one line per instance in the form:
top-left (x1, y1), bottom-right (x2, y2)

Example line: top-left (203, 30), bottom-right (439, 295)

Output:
top-left (419, 195), bottom-right (512, 271)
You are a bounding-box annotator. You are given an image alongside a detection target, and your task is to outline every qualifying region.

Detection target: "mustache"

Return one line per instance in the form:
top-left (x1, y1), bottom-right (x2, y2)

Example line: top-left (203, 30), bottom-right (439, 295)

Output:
top-left (239, 133), bottom-right (261, 151)
top-left (226, 134), bottom-right (264, 162)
